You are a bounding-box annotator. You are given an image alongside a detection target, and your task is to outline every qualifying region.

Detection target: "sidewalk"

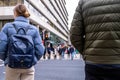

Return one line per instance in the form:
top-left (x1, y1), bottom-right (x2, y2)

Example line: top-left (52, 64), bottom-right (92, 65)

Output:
top-left (35, 60), bottom-right (85, 80)
top-left (0, 57), bottom-right (85, 80)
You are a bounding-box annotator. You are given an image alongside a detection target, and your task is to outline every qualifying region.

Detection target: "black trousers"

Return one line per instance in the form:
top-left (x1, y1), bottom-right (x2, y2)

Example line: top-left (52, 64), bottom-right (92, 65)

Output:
top-left (85, 64), bottom-right (120, 80)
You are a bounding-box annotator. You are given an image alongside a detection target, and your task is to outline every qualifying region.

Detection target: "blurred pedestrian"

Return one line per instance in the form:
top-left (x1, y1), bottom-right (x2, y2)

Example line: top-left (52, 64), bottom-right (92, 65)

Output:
top-left (46, 43), bottom-right (51, 59)
top-left (70, 0), bottom-right (120, 80)
top-left (43, 48), bottom-right (46, 59)
top-left (61, 44), bottom-right (66, 60)
top-left (57, 44), bottom-right (62, 59)
top-left (68, 45), bottom-right (75, 60)
top-left (54, 46), bottom-right (58, 59)
top-left (0, 4), bottom-right (44, 80)
top-left (50, 43), bottom-right (55, 59)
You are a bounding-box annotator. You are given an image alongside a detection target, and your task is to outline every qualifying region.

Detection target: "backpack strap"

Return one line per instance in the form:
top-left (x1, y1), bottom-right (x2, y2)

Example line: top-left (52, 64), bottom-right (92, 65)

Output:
top-left (12, 23), bottom-right (29, 35)
top-left (12, 23), bottom-right (17, 32)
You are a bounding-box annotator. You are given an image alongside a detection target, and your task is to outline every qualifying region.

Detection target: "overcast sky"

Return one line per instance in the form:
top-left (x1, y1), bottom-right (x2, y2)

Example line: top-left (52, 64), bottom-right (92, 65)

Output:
top-left (65, 0), bottom-right (79, 29)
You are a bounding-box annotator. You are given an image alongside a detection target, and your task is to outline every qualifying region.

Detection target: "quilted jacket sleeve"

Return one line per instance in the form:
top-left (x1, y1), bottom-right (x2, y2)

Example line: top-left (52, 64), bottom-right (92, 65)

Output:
top-left (34, 28), bottom-right (45, 61)
top-left (0, 24), bottom-right (8, 61)
top-left (70, 0), bottom-right (85, 54)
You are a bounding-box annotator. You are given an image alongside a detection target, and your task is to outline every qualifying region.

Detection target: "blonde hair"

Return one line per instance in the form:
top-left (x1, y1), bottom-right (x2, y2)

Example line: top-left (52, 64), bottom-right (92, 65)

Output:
top-left (14, 4), bottom-right (30, 18)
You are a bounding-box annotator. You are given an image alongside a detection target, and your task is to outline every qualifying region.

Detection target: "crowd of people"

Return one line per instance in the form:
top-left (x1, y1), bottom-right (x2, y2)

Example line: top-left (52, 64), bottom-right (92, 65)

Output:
top-left (42, 42), bottom-right (79, 60)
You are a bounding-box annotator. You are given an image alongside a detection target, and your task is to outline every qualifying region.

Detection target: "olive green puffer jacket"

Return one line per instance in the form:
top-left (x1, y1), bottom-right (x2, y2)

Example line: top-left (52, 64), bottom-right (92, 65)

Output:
top-left (70, 0), bottom-right (120, 64)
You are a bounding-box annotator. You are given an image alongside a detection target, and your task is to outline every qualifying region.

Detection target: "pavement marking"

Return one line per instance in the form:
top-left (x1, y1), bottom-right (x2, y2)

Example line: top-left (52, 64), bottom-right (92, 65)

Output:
top-left (3, 72), bottom-right (5, 74)
top-left (0, 64), bottom-right (4, 67)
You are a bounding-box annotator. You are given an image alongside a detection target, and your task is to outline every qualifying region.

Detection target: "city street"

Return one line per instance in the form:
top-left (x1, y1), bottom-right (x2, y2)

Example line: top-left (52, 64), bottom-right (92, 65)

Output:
top-left (0, 59), bottom-right (85, 80)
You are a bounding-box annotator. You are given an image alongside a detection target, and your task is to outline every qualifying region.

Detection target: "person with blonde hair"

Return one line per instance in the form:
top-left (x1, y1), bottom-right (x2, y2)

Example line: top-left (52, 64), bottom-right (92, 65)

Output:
top-left (0, 4), bottom-right (44, 80)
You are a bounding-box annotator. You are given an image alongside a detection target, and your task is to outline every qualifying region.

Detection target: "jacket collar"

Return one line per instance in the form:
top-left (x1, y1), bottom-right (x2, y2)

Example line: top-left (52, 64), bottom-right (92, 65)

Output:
top-left (14, 16), bottom-right (29, 23)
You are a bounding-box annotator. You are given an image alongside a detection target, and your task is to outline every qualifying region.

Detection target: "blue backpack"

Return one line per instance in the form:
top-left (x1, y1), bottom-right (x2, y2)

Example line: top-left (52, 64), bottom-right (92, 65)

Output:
top-left (8, 24), bottom-right (35, 69)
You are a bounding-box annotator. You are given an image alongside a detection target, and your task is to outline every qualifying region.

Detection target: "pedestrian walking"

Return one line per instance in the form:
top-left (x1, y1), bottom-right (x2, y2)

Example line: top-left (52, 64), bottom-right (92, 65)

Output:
top-left (61, 44), bottom-right (66, 60)
top-left (67, 45), bottom-right (71, 59)
top-left (43, 48), bottom-right (46, 59)
top-left (50, 43), bottom-right (55, 59)
top-left (68, 45), bottom-right (75, 60)
top-left (0, 4), bottom-right (44, 80)
top-left (70, 0), bottom-right (120, 80)
top-left (46, 43), bottom-right (51, 59)
top-left (57, 44), bottom-right (62, 59)
top-left (53, 46), bottom-right (57, 59)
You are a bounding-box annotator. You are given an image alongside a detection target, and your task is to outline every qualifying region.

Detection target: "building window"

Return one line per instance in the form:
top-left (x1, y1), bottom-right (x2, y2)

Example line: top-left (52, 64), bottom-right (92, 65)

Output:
top-left (9, 0), bottom-right (17, 6)
top-left (0, 0), bottom-right (22, 6)
top-left (18, 0), bottom-right (22, 3)
top-left (4, 0), bottom-right (9, 6)
top-left (0, 21), bottom-right (3, 30)
top-left (0, 0), bottom-right (4, 6)
top-left (0, 20), bottom-right (14, 30)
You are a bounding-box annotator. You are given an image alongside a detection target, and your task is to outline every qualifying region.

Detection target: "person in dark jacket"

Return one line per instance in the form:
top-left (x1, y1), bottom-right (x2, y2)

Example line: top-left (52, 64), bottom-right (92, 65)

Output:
top-left (68, 45), bottom-right (75, 60)
top-left (0, 4), bottom-right (44, 80)
top-left (46, 43), bottom-right (51, 59)
top-left (70, 0), bottom-right (120, 80)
